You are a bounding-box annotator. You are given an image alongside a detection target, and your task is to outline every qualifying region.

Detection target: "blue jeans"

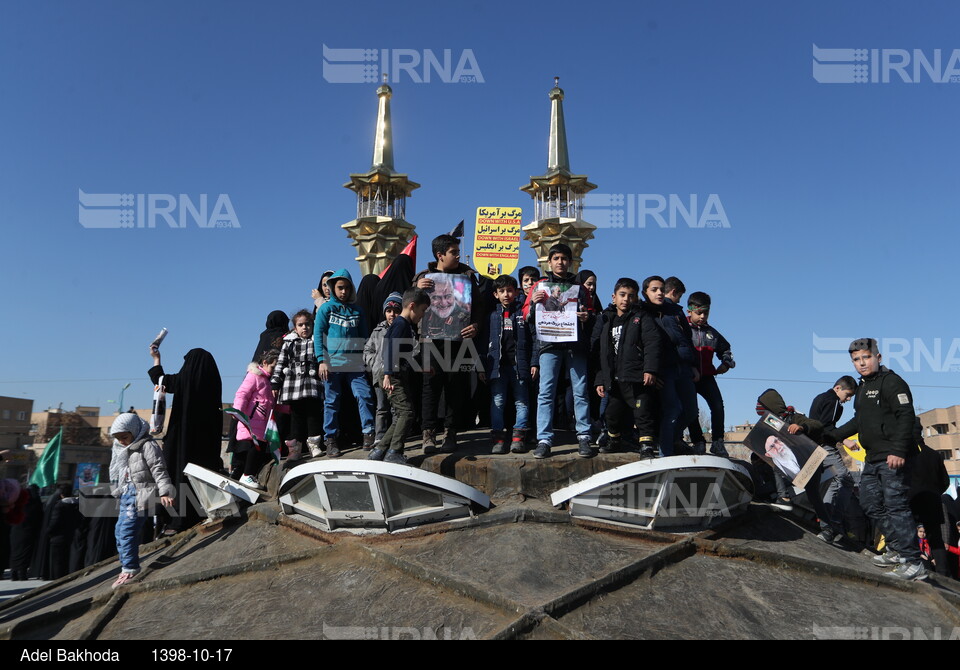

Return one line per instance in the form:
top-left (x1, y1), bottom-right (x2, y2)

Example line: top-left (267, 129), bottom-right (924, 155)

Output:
top-left (820, 444), bottom-right (854, 532)
top-left (490, 364), bottom-right (529, 432)
top-left (536, 349), bottom-right (590, 444)
top-left (859, 460), bottom-right (920, 562)
top-left (324, 371), bottom-right (375, 437)
top-left (115, 484), bottom-right (145, 574)
top-left (659, 364), bottom-right (699, 456)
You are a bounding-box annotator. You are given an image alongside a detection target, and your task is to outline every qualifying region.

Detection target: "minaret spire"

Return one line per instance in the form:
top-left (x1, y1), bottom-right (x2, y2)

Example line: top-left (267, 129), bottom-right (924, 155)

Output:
top-left (520, 78), bottom-right (597, 274)
top-left (342, 80), bottom-right (419, 275)
top-left (547, 76), bottom-right (570, 175)
top-left (371, 73), bottom-right (395, 173)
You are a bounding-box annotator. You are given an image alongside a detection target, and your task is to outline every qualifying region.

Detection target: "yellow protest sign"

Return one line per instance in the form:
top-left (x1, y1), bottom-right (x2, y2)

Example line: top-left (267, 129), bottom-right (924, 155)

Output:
top-left (473, 207), bottom-right (522, 279)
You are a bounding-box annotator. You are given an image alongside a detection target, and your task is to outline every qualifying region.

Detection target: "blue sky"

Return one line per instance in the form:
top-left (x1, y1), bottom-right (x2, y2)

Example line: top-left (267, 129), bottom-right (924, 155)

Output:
top-left (1, 0), bottom-right (958, 427)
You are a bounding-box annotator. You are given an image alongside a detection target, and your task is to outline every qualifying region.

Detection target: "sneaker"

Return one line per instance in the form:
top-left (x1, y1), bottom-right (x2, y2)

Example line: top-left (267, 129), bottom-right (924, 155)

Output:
top-left (816, 529), bottom-right (837, 544)
top-left (888, 561), bottom-right (929, 582)
top-left (491, 431), bottom-right (508, 455)
top-left (367, 447), bottom-right (386, 461)
top-left (111, 571), bottom-right (138, 589)
top-left (286, 440), bottom-right (303, 462)
top-left (510, 430), bottom-right (527, 453)
top-left (422, 430), bottom-right (438, 455)
top-left (770, 497), bottom-right (794, 512)
top-left (639, 445), bottom-right (657, 459)
top-left (533, 441), bottom-right (551, 459)
top-left (692, 441), bottom-right (707, 455)
top-left (362, 433), bottom-right (376, 450)
top-left (872, 550), bottom-right (901, 568)
top-left (325, 436), bottom-right (341, 459)
top-left (238, 475), bottom-right (263, 490)
top-left (709, 440), bottom-right (730, 458)
top-left (384, 450), bottom-right (408, 465)
top-left (599, 437), bottom-right (621, 455)
top-left (578, 435), bottom-right (595, 458)
top-left (307, 436), bottom-right (324, 459)
top-left (441, 429), bottom-right (458, 454)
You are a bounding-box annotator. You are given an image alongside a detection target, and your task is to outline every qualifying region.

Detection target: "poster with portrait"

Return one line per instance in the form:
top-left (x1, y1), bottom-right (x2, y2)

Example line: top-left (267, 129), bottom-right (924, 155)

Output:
top-left (744, 412), bottom-right (827, 489)
top-left (534, 282), bottom-right (580, 343)
top-left (422, 273), bottom-right (472, 341)
top-left (74, 462), bottom-right (101, 491)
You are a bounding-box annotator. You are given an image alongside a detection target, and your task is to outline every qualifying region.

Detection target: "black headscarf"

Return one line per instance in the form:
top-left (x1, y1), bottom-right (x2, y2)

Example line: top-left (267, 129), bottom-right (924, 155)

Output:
top-left (148, 349), bottom-right (223, 479)
top-left (312, 270), bottom-right (335, 317)
top-left (577, 269), bottom-right (602, 314)
top-left (356, 274), bottom-right (382, 334)
top-left (252, 310), bottom-right (289, 362)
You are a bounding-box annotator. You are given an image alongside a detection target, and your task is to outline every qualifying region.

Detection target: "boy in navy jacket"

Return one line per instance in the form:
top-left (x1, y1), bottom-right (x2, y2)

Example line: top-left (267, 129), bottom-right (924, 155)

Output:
top-left (486, 275), bottom-right (534, 454)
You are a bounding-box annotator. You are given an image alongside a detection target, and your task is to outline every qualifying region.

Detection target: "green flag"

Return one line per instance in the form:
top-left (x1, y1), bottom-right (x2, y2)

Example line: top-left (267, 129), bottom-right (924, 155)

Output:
top-left (264, 410), bottom-right (281, 463)
top-left (30, 427), bottom-right (62, 488)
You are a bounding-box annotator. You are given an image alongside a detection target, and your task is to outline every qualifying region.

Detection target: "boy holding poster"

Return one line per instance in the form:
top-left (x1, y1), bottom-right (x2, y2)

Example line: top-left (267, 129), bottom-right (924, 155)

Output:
top-left (486, 275), bottom-right (534, 454)
top-left (414, 234), bottom-right (483, 454)
top-left (522, 243), bottom-right (596, 459)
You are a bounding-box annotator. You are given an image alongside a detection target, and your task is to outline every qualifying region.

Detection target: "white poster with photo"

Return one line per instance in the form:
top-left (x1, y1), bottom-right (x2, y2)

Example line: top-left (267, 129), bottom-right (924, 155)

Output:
top-left (422, 273), bottom-right (472, 341)
top-left (535, 282), bottom-right (579, 343)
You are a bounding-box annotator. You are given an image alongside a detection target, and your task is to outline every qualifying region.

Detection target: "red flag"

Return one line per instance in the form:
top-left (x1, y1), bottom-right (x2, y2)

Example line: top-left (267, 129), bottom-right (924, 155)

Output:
top-left (378, 235), bottom-right (417, 278)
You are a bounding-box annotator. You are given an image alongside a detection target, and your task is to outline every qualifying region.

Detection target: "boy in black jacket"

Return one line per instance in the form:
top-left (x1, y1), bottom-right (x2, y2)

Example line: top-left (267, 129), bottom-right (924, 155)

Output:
top-left (595, 278), bottom-right (663, 456)
top-left (807, 376), bottom-right (857, 543)
top-left (829, 338), bottom-right (927, 581)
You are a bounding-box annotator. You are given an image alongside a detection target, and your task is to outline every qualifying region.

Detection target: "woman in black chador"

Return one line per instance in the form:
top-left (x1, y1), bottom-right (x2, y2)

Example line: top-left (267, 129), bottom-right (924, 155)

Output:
top-left (149, 347), bottom-right (222, 532)
top-left (9, 485), bottom-right (42, 580)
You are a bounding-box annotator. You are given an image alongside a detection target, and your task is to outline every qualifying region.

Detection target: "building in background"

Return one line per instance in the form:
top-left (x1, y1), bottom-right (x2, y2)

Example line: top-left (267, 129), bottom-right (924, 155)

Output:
top-left (919, 405), bottom-right (960, 485)
top-left (0, 395), bottom-right (36, 481)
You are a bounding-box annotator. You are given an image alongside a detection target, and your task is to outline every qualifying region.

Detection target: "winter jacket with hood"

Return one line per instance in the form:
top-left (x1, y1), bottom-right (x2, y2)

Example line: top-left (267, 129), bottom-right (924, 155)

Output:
top-left (314, 269), bottom-right (369, 369)
top-left (831, 366), bottom-right (916, 464)
top-left (649, 297), bottom-right (698, 371)
top-left (271, 331), bottom-right (320, 403)
top-left (232, 363), bottom-right (275, 441)
top-left (485, 302), bottom-right (535, 381)
top-left (757, 388), bottom-right (824, 443)
top-left (808, 388), bottom-right (844, 435)
top-left (108, 414), bottom-right (175, 513)
top-left (596, 304), bottom-right (664, 389)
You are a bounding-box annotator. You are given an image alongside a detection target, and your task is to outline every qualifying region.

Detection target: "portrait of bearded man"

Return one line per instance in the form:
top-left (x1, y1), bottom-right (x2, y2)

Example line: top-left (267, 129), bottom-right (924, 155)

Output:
top-left (422, 274), bottom-right (471, 341)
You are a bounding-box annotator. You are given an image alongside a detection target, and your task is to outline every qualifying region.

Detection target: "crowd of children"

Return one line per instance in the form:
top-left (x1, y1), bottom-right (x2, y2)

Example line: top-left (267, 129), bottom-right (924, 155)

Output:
top-left (217, 236), bottom-right (741, 476)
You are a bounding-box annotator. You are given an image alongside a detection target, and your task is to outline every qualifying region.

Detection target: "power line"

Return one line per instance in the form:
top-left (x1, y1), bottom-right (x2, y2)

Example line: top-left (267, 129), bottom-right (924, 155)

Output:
top-left (723, 376), bottom-right (960, 390)
top-left (0, 376), bottom-right (245, 384)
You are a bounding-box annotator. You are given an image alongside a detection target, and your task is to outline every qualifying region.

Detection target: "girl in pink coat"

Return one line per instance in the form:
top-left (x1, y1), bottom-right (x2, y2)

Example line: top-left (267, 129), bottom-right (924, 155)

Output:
top-left (233, 349), bottom-right (279, 489)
